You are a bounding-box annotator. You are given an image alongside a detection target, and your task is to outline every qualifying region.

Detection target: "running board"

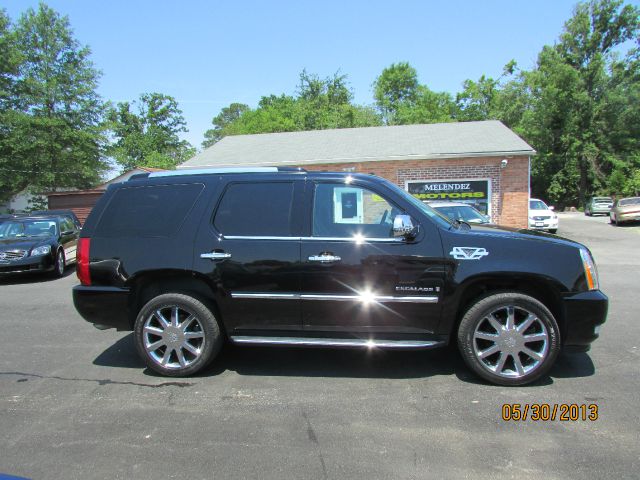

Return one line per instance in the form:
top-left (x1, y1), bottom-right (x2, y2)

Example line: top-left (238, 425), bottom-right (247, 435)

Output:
top-left (229, 336), bottom-right (444, 349)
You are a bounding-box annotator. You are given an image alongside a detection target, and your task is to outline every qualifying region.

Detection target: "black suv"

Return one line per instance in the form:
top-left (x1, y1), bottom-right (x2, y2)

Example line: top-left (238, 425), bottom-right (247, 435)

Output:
top-left (73, 168), bottom-right (608, 385)
top-left (0, 213), bottom-right (80, 277)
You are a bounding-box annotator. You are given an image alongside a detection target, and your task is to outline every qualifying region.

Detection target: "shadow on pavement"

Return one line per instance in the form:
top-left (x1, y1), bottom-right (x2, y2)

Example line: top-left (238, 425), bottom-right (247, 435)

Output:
top-left (94, 335), bottom-right (596, 384)
top-left (549, 352), bottom-right (595, 378)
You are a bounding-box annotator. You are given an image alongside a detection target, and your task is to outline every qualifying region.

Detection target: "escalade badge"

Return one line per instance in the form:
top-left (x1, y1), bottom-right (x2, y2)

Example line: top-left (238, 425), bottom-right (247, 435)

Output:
top-left (450, 246), bottom-right (489, 260)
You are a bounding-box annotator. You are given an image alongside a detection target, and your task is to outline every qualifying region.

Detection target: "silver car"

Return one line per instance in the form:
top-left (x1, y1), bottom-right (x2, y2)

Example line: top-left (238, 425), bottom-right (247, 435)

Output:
top-left (610, 197), bottom-right (640, 225)
top-left (585, 197), bottom-right (613, 216)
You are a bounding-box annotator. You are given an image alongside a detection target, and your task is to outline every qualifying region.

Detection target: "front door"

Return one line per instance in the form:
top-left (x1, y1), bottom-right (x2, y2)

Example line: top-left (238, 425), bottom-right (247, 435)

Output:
top-left (300, 181), bottom-right (444, 335)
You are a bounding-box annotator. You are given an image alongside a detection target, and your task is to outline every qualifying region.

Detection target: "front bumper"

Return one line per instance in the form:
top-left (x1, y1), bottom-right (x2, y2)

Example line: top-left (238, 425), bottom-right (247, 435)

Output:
top-left (73, 285), bottom-right (132, 330)
top-left (561, 290), bottom-right (608, 349)
top-left (617, 211), bottom-right (640, 222)
top-left (528, 219), bottom-right (559, 231)
top-left (0, 255), bottom-right (54, 274)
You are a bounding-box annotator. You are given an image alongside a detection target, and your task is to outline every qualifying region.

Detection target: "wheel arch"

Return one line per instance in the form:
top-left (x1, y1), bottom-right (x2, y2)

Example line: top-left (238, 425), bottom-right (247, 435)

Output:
top-left (445, 274), bottom-right (566, 344)
top-left (127, 270), bottom-right (222, 331)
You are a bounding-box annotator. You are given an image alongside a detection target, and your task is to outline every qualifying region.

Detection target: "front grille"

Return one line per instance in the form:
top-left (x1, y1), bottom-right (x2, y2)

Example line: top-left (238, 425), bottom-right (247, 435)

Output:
top-left (0, 249), bottom-right (27, 260)
top-left (532, 216), bottom-right (550, 221)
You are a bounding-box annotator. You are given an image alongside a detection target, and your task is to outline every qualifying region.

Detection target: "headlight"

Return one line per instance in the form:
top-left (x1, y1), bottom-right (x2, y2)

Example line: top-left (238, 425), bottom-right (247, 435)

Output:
top-left (579, 248), bottom-right (599, 290)
top-left (31, 245), bottom-right (51, 256)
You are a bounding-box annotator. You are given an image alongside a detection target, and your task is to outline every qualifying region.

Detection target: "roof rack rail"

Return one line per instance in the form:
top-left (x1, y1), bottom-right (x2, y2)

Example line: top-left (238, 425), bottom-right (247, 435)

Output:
top-left (143, 166), bottom-right (306, 179)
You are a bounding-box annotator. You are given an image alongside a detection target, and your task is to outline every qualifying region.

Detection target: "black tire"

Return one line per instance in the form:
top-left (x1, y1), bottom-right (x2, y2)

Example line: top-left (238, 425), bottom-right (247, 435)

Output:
top-left (51, 249), bottom-right (65, 278)
top-left (548, 229), bottom-right (557, 234)
top-left (457, 292), bottom-right (561, 386)
top-left (134, 293), bottom-right (223, 377)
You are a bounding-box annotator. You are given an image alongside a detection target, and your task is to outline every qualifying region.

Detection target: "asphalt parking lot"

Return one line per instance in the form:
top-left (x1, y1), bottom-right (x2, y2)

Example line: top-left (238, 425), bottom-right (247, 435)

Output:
top-left (1, 213), bottom-right (638, 480)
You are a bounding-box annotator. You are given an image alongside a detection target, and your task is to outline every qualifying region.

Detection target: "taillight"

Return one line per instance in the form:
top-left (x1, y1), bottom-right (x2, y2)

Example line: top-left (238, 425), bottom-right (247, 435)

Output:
top-left (77, 238), bottom-right (91, 286)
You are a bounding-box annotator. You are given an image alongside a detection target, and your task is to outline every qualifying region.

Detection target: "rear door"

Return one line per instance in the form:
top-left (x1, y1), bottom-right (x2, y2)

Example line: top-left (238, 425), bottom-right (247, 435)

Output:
top-left (300, 180), bottom-right (445, 335)
top-left (193, 177), bottom-right (304, 333)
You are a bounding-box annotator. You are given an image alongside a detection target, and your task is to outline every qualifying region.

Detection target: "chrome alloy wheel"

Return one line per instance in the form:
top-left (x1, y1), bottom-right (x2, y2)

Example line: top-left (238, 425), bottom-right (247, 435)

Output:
top-left (142, 305), bottom-right (206, 369)
top-left (472, 305), bottom-right (549, 379)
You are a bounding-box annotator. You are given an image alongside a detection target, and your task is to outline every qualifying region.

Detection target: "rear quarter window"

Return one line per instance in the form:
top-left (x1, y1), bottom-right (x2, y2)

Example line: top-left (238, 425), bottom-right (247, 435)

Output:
top-left (95, 183), bottom-right (204, 238)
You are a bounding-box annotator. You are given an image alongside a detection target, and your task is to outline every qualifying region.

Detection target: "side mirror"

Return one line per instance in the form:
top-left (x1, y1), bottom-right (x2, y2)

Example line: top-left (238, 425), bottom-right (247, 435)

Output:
top-left (393, 214), bottom-right (418, 239)
top-left (549, 206), bottom-right (555, 211)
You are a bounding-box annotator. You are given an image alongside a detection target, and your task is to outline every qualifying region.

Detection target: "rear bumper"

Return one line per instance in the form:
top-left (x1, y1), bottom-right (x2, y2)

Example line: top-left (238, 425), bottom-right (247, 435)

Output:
top-left (561, 290), bottom-right (608, 348)
top-left (73, 285), bottom-right (132, 330)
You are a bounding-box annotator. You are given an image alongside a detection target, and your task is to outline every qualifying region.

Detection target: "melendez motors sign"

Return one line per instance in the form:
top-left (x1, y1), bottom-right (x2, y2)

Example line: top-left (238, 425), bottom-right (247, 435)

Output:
top-left (407, 180), bottom-right (489, 201)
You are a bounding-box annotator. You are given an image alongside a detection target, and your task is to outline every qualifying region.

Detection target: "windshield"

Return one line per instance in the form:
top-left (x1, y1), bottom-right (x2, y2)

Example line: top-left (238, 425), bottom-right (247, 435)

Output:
top-left (0, 220), bottom-right (57, 239)
top-left (619, 197), bottom-right (640, 206)
top-left (529, 200), bottom-right (549, 210)
top-left (434, 205), bottom-right (487, 223)
top-left (593, 197), bottom-right (612, 203)
top-left (382, 181), bottom-right (454, 228)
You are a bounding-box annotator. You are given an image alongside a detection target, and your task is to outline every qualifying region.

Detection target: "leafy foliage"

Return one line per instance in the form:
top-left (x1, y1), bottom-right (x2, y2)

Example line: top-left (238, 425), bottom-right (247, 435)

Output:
top-left (202, 71), bottom-right (381, 146)
top-left (107, 93), bottom-right (195, 171)
top-left (0, 4), bottom-right (107, 205)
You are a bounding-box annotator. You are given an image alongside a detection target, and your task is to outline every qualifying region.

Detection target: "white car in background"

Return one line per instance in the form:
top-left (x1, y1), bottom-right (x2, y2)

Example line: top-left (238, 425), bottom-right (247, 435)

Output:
top-left (529, 198), bottom-right (559, 233)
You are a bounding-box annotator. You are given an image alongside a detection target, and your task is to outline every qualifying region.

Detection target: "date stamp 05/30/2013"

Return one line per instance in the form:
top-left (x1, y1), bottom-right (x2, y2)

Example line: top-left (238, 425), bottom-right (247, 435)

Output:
top-left (501, 403), bottom-right (599, 422)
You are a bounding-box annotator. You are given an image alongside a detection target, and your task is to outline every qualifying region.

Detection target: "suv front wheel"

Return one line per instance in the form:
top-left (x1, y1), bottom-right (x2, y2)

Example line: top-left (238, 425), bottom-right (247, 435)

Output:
top-left (134, 293), bottom-right (223, 376)
top-left (457, 292), bottom-right (560, 386)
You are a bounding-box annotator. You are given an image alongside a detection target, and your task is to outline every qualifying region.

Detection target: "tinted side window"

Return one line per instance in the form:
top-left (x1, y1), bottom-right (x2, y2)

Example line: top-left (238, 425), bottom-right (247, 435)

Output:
top-left (214, 182), bottom-right (294, 236)
top-left (312, 183), bottom-right (400, 238)
top-left (61, 217), bottom-right (75, 233)
top-left (95, 184), bottom-right (204, 238)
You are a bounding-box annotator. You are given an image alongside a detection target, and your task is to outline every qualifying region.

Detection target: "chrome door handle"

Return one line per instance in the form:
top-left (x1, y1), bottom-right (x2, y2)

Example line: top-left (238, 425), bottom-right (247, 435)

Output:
top-left (201, 251), bottom-right (232, 260)
top-left (308, 254), bottom-right (341, 263)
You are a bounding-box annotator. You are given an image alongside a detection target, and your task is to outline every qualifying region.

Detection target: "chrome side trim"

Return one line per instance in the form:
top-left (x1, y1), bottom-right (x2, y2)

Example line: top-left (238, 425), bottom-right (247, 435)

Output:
top-left (301, 294), bottom-right (438, 303)
top-left (305, 236), bottom-right (404, 243)
top-left (231, 293), bottom-right (298, 300)
top-left (224, 236), bottom-right (296, 241)
top-left (230, 292), bottom-right (438, 303)
top-left (230, 336), bottom-right (444, 349)
top-left (223, 235), bottom-right (403, 243)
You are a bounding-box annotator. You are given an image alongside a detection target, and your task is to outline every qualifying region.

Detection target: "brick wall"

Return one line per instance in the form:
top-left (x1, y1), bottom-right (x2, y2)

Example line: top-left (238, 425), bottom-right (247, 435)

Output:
top-left (303, 155), bottom-right (530, 228)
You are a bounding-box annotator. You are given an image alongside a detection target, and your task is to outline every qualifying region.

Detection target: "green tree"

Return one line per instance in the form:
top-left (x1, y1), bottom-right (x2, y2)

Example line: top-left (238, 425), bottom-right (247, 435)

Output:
top-left (202, 102), bottom-right (249, 148)
top-left (520, 0), bottom-right (639, 206)
top-left (455, 60), bottom-right (518, 122)
top-left (394, 85), bottom-right (456, 125)
top-left (373, 62), bottom-right (419, 124)
top-left (0, 4), bottom-right (107, 205)
top-left (200, 70), bottom-right (381, 146)
top-left (108, 92), bottom-right (195, 171)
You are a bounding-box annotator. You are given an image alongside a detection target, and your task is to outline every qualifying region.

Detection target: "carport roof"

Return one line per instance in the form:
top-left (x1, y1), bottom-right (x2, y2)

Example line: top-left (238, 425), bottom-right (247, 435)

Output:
top-left (181, 120), bottom-right (535, 168)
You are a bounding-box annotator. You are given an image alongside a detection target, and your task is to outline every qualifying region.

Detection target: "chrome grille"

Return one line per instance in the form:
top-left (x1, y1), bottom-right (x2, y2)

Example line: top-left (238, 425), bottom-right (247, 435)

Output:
top-left (532, 216), bottom-right (550, 221)
top-left (0, 249), bottom-right (27, 260)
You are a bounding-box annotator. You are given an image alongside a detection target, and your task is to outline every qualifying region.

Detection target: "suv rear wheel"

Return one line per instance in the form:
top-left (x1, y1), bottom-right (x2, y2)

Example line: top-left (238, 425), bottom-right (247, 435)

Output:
top-left (457, 292), bottom-right (560, 386)
top-left (134, 293), bottom-right (223, 377)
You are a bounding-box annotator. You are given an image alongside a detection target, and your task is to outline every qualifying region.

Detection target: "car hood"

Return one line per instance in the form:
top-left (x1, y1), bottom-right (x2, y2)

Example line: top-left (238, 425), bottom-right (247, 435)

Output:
top-left (0, 237), bottom-right (50, 251)
top-left (458, 223), bottom-right (580, 248)
top-left (528, 209), bottom-right (554, 216)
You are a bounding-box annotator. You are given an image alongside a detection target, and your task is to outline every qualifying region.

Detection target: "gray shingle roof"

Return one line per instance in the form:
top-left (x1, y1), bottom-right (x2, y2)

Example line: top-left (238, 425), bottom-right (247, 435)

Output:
top-left (181, 120), bottom-right (535, 168)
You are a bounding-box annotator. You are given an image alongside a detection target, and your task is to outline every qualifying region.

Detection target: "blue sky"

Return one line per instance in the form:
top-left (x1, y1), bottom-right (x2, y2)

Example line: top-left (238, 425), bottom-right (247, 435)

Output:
top-left (3, 0), bottom-right (637, 151)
